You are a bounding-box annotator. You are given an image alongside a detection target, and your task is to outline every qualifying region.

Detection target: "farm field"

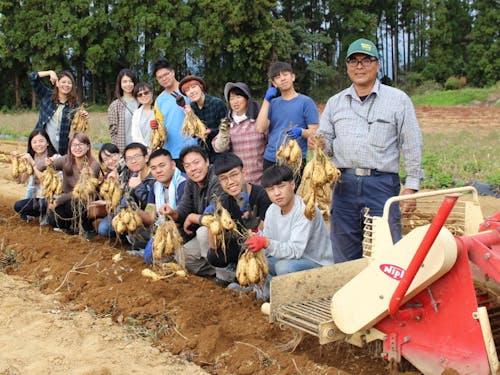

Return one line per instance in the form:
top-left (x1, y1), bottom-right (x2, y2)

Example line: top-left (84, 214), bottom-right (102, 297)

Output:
top-left (0, 105), bottom-right (499, 374)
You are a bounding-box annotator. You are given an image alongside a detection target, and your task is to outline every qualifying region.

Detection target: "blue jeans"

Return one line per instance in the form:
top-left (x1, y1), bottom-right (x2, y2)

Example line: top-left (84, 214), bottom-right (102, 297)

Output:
top-left (267, 256), bottom-right (321, 276)
top-left (330, 172), bottom-right (402, 263)
top-left (97, 215), bottom-right (116, 237)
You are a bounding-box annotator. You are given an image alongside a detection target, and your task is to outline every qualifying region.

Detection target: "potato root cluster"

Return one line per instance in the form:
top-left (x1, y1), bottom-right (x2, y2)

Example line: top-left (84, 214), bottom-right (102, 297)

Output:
top-left (71, 106), bottom-right (89, 133)
top-left (182, 111), bottom-right (207, 142)
top-left (11, 155), bottom-right (33, 178)
top-left (40, 165), bottom-right (63, 203)
top-left (112, 206), bottom-right (143, 234)
top-left (236, 250), bottom-right (269, 286)
top-left (99, 176), bottom-right (122, 212)
top-left (298, 138), bottom-right (341, 220)
top-left (150, 106), bottom-right (167, 150)
top-left (152, 219), bottom-right (184, 261)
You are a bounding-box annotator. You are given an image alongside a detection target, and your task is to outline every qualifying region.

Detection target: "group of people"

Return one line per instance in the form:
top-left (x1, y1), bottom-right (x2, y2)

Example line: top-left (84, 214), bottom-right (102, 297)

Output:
top-left (12, 38), bottom-right (423, 299)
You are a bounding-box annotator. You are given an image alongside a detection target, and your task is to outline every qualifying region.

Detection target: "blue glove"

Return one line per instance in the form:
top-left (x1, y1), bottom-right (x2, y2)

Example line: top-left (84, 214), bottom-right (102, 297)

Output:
top-left (203, 204), bottom-right (215, 214)
top-left (287, 127), bottom-right (303, 139)
top-left (264, 87), bottom-right (278, 102)
top-left (236, 192), bottom-right (250, 212)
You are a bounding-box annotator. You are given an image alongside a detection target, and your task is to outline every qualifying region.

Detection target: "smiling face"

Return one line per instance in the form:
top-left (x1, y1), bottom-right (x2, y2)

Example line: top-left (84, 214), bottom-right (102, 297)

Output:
top-left (56, 75), bottom-right (74, 97)
top-left (149, 154), bottom-right (176, 185)
top-left (346, 53), bottom-right (380, 92)
top-left (100, 150), bottom-right (120, 171)
top-left (228, 92), bottom-right (248, 116)
top-left (155, 68), bottom-right (176, 91)
top-left (120, 75), bottom-right (135, 96)
top-left (217, 167), bottom-right (245, 198)
top-left (182, 151), bottom-right (209, 186)
top-left (124, 148), bottom-right (147, 173)
top-left (136, 87), bottom-right (153, 106)
top-left (271, 71), bottom-right (295, 92)
top-left (31, 134), bottom-right (49, 156)
top-left (183, 81), bottom-right (204, 103)
top-left (70, 138), bottom-right (90, 159)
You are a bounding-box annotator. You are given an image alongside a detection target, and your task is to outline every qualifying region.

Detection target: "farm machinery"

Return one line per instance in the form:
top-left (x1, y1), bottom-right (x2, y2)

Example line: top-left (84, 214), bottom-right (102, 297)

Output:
top-left (266, 187), bottom-right (500, 374)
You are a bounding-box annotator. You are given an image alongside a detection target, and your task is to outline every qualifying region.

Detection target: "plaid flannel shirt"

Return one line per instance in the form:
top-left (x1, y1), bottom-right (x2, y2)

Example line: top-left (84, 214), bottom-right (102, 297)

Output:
top-left (29, 71), bottom-right (79, 155)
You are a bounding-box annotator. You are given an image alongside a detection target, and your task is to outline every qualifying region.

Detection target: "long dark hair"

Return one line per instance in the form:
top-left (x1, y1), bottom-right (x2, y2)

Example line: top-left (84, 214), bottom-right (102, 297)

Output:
top-left (63, 132), bottom-right (95, 176)
top-left (115, 68), bottom-right (138, 99)
top-left (27, 129), bottom-right (57, 158)
top-left (51, 70), bottom-right (78, 106)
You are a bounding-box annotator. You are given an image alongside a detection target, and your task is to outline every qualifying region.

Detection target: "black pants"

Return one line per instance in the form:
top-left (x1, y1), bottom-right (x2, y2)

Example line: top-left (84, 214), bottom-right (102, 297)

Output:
top-left (207, 233), bottom-right (242, 267)
top-left (13, 198), bottom-right (47, 218)
top-left (47, 200), bottom-right (94, 232)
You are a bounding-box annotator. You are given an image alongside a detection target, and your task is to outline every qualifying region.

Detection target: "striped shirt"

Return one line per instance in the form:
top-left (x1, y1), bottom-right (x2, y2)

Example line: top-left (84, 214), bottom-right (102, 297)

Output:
top-left (318, 80), bottom-right (423, 190)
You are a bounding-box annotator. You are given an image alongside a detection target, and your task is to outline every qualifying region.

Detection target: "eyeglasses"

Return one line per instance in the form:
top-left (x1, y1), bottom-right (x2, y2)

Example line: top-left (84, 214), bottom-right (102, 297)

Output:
top-left (156, 70), bottom-right (174, 81)
top-left (125, 154), bottom-right (144, 162)
top-left (136, 91), bottom-right (151, 98)
top-left (346, 57), bottom-right (378, 68)
top-left (218, 170), bottom-right (242, 185)
top-left (71, 142), bottom-right (88, 149)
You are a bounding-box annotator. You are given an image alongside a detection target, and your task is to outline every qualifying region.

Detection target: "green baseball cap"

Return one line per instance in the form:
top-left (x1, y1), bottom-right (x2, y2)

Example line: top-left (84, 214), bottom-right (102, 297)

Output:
top-left (346, 38), bottom-right (379, 59)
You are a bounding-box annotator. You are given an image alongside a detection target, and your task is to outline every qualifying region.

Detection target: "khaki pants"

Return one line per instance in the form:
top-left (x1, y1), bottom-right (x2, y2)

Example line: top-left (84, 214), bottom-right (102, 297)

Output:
top-left (179, 226), bottom-right (215, 276)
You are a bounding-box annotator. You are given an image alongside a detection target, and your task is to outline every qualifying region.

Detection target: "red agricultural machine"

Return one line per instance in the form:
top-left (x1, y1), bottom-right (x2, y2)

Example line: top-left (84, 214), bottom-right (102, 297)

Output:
top-left (267, 187), bottom-right (500, 374)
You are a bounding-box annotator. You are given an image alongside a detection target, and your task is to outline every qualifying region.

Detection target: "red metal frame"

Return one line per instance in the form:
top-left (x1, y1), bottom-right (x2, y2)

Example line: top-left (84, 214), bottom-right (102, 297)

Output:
top-left (375, 200), bottom-right (500, 374)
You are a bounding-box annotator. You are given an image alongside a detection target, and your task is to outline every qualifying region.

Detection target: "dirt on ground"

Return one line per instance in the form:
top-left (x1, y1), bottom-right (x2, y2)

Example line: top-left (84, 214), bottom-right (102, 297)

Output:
top-left (0, 106), bottom-right (499, 375)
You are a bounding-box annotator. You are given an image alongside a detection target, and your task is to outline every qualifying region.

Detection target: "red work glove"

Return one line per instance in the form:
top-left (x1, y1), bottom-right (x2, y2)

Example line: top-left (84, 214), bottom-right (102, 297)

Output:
top-left (246, 235), bottom-right (268, 253)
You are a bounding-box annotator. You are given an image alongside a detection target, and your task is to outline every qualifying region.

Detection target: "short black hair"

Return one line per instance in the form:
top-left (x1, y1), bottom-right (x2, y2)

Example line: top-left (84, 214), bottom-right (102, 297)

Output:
top-left (153, 59), bottom-right (173, 77)
top-left (98, 143), bottom-right (120, 163)
top-left (133, 82), bottom-right (154, 97)
top-left (123, 142), bottom-right (148, 157)
top-left (261, 164), bottom-right (294, 188)
top-left (213, 153), bottom-right (243, 176)
top-left (149, 148), bottom-right (173, 164)
top-left (269, 61), bottom-right (293, 79)
top-left (179, 145), bottom-right (208, 163)
top-left (228, 87), bottom-right (249, 99)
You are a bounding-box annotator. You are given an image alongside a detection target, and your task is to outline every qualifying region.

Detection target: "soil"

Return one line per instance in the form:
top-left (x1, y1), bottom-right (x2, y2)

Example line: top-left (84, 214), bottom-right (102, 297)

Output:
top-left (0, 106), bottom-right (499, 375)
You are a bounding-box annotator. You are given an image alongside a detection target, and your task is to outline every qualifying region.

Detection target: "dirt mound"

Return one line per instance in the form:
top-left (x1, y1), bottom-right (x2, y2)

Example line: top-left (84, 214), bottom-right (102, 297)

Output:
top-left (0, 199), bottom-right (388, 374)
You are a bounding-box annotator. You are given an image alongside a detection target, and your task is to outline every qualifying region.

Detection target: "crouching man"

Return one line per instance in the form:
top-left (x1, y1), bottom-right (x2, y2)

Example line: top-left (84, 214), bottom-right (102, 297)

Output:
top-left (205, 153), bottom-right (271, 285)
top-left (161, 145), bottom-right (223, 276)
top-left (246, 165), bottom-right (334, 276)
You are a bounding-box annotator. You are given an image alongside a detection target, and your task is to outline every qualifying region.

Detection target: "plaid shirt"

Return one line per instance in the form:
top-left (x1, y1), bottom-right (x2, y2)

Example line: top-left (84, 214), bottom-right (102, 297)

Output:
top-left (108, 99), bottom-right (128, 152)
top-left (29, 72), bottom-right (79, 155)
top-left (318, 80), bottom-right (423, 190)
top-left (191, 95), bottom-right (227, 161)
top-left (212, 117), bottom-right (267, 184)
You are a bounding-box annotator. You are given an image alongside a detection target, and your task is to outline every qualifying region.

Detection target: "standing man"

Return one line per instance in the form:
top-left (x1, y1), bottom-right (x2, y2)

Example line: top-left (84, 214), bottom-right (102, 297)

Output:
top-left (153, 60), bottom-right (197, 167)
top-left (179, 75), bottom-right (227, 163)
top-left (317, 38), bottom-right (423, 263)
top-left (255, 62), bottom-right (319, 172)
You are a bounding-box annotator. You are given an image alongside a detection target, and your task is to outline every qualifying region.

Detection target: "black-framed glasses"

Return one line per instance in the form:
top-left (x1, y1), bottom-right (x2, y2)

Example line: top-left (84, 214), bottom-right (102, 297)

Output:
top-left (346, 57), bottom-right (378, 68)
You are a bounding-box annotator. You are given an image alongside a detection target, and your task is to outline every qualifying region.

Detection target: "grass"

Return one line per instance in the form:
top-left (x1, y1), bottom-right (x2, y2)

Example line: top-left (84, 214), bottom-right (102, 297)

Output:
top-left (411, 83), bottom-right (500, 106)
top-left (0, 111), bottom-right (111, 146)
top-left (399, 130), bottom-right (500, 189)
top-left (1, 111), bottom-right (499, 190)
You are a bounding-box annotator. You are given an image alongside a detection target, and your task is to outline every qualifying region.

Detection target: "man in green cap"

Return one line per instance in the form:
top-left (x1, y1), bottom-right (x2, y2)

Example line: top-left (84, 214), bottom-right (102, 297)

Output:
top-left (317, 38), bottom-right (423, 263)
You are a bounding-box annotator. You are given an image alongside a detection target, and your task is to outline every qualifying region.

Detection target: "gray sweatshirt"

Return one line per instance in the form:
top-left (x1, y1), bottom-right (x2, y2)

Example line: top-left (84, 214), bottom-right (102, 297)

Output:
top-left (263, 195), bottom-right (334, 266)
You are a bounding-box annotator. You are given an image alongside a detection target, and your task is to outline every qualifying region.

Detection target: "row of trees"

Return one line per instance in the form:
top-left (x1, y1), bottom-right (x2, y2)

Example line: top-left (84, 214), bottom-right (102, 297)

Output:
top-left (0, 0), bottom-right (498, 109)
